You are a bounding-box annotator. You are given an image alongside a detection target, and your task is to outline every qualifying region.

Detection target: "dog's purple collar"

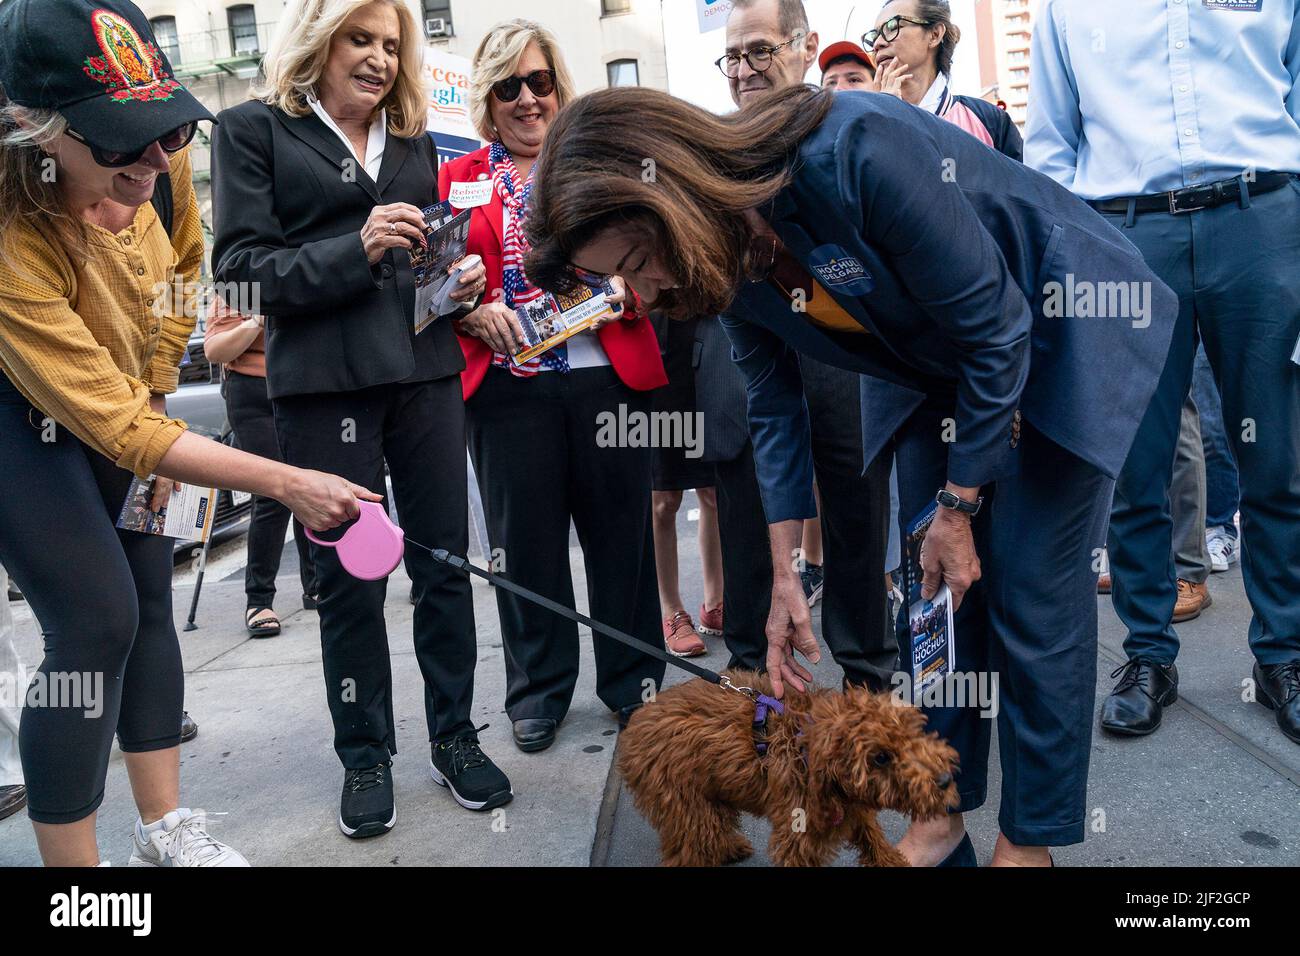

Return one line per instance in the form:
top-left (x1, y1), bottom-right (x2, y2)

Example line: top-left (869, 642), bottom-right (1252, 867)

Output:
top-left (753, 694), bottom-right (784, 756)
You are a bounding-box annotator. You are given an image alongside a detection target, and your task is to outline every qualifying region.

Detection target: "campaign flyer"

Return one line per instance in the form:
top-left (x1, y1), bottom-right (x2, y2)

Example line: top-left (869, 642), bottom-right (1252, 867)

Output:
top-left (117, 477), bottom-right (217, 543)
top-left (411, 200), bottom-right (472, 333)
top-left (511, 278), bottom-right (619, 365)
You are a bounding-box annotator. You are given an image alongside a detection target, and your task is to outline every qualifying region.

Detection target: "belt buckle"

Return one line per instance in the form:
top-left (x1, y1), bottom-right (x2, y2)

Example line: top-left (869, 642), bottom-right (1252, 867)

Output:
top-left (1169, 188), bottom-right (1209, 215)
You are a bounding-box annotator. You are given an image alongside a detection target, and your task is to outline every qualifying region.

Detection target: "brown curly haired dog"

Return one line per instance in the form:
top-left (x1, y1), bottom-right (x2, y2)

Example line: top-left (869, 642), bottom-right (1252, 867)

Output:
top-left (618, 672), bottom-right (959, 867)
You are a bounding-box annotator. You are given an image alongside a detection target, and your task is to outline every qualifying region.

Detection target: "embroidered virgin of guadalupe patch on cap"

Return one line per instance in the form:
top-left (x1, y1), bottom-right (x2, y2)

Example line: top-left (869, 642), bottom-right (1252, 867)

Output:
top-left (83, 9), bottom-right (180, 102)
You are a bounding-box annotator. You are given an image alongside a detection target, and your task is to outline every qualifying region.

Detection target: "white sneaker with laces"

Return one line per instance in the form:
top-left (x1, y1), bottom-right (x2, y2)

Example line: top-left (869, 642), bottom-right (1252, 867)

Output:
top-left (128, 808), bottom-right (250, 867)
top-left (1206, 526), bottom-right (1240, 573)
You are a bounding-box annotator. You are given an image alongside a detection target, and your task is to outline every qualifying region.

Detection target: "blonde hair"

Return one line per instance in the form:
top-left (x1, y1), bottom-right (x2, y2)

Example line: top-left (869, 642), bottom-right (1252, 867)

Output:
top-left (252, 0), bottom-right (428, 137)
top-left (0, 88), bottom-right (90, 263)
top-left (468, 20), bottom-right (577, 143)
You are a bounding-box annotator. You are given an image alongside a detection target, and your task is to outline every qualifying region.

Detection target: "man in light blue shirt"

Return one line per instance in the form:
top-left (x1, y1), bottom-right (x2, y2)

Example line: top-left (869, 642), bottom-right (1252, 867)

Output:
top-left (1028, 0), bottom-right (1300, 746)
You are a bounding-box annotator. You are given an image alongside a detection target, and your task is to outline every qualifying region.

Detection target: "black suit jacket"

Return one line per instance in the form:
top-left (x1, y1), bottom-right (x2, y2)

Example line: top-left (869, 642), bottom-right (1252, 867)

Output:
top-left (692, 315), bottom-right (751, 464)
top-left (210, 100), bottom-right (465, 399)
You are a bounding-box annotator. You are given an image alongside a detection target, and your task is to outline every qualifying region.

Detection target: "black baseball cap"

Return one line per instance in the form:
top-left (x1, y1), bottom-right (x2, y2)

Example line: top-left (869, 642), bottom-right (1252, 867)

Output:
top-left (0, 0), bottom-right (216, 154)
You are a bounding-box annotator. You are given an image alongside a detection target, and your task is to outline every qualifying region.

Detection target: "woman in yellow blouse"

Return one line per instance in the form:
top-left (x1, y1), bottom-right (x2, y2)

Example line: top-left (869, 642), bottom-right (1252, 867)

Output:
top-left (0, 0), bottom-right (375, 867)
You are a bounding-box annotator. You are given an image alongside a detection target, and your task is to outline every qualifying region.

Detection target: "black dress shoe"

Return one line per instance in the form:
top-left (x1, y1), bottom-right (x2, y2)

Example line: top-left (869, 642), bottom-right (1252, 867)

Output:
top-left (180, 711), bottom-right (198, 742)
top-left (1100, 658), bottom-right (1178, 736)
top-left (0, 785), bottom-right (26, 822)
top-left (936, 832), bottom-right (977, 867)
top-left (512, 718), bottom-right (557, 753)
top-left (1254, 661), bottom-right (1300, 745)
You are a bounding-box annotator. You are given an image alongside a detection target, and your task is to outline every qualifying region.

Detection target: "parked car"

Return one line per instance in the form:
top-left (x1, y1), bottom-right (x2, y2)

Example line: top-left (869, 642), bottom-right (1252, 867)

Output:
top-left (168, 327), bottom-right (252, 558)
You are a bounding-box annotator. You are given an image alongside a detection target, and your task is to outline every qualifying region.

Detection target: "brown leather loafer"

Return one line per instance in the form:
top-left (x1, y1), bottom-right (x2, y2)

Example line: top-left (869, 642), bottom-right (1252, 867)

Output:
top-left (1173, 579), bottom-right (1212, 623)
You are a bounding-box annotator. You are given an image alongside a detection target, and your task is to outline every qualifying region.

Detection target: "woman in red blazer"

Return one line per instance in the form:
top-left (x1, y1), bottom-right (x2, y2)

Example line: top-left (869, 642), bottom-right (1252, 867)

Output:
top-left (438, 20), bottom-right (667, 755)
top-left (439, 150), bottom-right (666, 399)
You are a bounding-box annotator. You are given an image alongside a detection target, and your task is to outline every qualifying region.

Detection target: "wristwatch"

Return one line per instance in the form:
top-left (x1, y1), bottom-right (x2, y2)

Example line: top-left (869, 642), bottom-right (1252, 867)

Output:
top-left (936, 489), bottom-right (983, 516)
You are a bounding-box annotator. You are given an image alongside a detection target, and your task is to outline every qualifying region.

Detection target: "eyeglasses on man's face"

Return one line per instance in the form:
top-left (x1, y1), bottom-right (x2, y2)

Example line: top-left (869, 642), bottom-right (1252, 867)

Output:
top-left (862, 15), bottom-right (932, 48)
top-left (714, 33), bottom-right (806, 79)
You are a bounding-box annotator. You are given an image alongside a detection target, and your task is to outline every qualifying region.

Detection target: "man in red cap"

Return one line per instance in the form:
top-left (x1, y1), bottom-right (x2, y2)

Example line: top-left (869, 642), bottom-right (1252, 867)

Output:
top-left (819, 40), bottom-right (875, 91)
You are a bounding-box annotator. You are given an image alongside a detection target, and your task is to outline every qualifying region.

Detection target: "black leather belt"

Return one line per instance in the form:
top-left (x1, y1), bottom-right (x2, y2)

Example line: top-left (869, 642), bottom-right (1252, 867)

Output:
top-left (1089, 172), bottom-right (1295, 216)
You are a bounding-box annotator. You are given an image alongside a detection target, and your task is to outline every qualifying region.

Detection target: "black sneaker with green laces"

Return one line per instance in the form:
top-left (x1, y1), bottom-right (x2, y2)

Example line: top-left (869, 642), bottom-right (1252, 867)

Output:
top-left (430, 729), bottom-right (513, 812)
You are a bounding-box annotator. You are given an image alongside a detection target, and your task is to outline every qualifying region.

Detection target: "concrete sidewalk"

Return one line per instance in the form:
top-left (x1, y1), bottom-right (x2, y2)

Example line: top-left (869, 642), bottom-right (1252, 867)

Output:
top-left (0, 529), bottom-right (624, 867)
top-left (2, 496), bottom-right (1297, 866)
top-left (600, 551), bottom-right (1300, 866)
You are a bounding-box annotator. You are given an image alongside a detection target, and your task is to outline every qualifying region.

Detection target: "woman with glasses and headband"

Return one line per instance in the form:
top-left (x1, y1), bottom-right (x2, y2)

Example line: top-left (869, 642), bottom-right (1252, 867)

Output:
top-left (524, 85), bottom-right (1179, 866)
top-left (211, 0), bottom-right (513, 839)
top-left (0, 0), bottom-right (374, 866)
top-left (437, 19), bottom-right (666, 756)
top-left (866, 0), bottom-right (1021, 160)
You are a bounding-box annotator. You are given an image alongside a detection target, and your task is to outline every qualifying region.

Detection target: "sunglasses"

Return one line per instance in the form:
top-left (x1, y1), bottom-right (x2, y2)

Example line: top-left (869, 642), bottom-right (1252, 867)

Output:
top-left (65, 121), bottom-right (198, 168)
top-left (491, 69), bottom-right (557, 103)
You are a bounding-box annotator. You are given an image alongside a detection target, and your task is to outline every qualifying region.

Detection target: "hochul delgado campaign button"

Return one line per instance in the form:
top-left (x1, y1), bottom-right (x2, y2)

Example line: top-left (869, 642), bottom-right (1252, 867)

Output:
top-left (807, 245), bottom-right (875, 296)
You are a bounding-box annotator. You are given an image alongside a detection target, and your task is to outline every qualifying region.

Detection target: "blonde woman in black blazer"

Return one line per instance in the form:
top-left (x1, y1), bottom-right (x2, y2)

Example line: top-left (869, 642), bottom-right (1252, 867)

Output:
top-left (211, 0), bottom-right (511, 839)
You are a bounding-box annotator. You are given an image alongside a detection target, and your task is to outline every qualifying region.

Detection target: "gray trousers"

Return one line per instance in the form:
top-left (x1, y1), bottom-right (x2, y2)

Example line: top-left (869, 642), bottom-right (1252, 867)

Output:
top-left (1171, 396), bottom-right (1210, 584)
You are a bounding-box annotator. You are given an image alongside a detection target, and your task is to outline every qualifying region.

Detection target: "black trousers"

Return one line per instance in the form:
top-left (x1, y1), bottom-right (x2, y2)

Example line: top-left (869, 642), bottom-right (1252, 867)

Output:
top-left (713, 366), bottom-right (895, 690)
top-left (714, 443), bottom-right (773, 673)
top-left (222, 371), bottom-right (316, 608)
top-left (0, 374), bottom-right (183, 823)
top-left (272, 376), bottom-right (477, 767)
top-left (466, 365), bottom-right (665, 722)
top-left (801, 357), bottom-right (896, 689)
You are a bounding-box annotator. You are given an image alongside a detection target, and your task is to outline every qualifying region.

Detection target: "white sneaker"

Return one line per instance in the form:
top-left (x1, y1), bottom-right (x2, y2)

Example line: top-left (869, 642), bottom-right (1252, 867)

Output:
top-left (1206, 526), bottom-right (1240, 573)
top-left (128, 808), bottom-right (250, 867)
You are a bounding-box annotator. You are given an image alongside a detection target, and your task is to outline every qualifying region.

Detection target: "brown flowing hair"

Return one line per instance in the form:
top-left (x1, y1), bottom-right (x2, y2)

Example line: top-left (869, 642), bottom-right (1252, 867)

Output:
top-left (524, 84), bottom-right (835, 318)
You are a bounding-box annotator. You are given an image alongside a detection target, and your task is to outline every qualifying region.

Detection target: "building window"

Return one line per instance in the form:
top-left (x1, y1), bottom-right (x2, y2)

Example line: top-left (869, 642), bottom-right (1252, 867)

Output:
top-left (150, 16), bottom-right (180, 66)
top-left (607, 59), bottom-right (639, 87)
top-left (422, 0), bottom-right (453, 36)
top-left (603, 0), bottom-right (633, 14)
top-left (228, 4), bottom-right (259, 56)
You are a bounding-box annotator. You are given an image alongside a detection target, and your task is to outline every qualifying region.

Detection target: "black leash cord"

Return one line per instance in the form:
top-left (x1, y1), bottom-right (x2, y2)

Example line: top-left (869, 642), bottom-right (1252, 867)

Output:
top-left (406, 537), bottom-right (726, 686)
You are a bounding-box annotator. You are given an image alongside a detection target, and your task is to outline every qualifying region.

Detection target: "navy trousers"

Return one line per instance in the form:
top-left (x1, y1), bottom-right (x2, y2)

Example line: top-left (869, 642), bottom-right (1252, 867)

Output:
top-left (894, 400), bottom-right (1114, 846)
top-left (1103, 178), bottom-right (1300, 666)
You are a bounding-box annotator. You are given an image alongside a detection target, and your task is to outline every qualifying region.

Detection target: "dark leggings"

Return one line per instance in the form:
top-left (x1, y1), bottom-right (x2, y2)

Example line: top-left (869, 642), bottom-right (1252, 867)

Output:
top-left (223, 371), bottom-right (316, 608)
top-left (0, 374), bottom-right (183, 824)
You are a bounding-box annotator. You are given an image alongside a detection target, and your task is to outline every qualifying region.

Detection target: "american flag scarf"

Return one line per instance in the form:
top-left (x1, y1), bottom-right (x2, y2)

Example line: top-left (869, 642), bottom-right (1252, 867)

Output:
top-left (489, 141), bottom-right (569, 376)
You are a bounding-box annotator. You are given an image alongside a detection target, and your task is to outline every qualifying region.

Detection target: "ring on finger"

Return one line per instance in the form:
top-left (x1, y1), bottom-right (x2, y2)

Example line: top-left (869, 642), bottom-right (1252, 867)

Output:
top-left (388, 222), bottom-right (396, 234)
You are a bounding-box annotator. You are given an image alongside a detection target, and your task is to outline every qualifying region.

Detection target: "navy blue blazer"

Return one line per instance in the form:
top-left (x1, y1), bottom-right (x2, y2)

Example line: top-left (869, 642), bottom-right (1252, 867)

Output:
top-left (721, 92), bottom-right (1177, 523)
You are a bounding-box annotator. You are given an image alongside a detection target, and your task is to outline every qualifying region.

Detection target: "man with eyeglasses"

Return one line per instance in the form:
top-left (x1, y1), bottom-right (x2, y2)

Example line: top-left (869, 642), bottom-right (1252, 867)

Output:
top-left (696, 0), bottom-right (898, 696)
top-left (1028, 0), bottom-right (1300, 747)
top-left (717, 0), bottom-right (817, 101)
